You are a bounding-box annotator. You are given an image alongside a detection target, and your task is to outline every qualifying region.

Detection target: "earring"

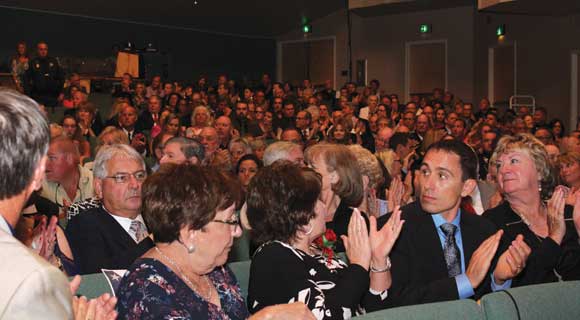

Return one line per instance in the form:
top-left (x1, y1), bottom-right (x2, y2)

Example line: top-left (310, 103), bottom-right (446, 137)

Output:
top-left (305, 225), bottom-right (313, 236)
top-left (538, 181), bottom-right (542, 194)
top-left (187, 244), bottom-right (195, 254)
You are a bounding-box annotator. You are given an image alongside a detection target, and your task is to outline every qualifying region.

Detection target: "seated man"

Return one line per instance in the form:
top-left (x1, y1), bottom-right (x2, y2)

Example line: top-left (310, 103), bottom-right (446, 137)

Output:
top-left (159, 136), bottom-right (205, 165)
top-left (40, 136), bottom-right (94, 210)
top-left (375, 140), bottom-right (530, 309)
top-left (66, 144), bottom-right (154, 274)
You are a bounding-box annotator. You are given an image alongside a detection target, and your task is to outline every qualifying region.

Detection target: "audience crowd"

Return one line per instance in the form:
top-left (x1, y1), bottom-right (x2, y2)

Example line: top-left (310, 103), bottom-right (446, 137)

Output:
top-left (2, 40), bottom-right (580, 320)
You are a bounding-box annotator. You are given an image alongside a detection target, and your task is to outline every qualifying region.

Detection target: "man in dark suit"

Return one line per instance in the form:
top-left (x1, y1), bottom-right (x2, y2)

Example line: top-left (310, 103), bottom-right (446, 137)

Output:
top-left (66, 144), bottom-right (153, 274)
top-left (374, 140), bottom-right (530, 309)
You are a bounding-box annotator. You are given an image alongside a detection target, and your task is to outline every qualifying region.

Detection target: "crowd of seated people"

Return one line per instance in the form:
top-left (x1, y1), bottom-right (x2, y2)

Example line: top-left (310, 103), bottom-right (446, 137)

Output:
top-left (2, 40), bottom-right (580, 320)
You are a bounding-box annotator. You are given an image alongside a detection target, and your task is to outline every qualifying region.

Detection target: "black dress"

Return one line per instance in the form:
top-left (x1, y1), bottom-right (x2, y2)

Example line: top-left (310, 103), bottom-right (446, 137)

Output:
top-left (248, 241), bottom-right (384, 320)
top-left (483, 202), bottom-right (580, 286)
top-left (326, 201), bottom-right (369, 253)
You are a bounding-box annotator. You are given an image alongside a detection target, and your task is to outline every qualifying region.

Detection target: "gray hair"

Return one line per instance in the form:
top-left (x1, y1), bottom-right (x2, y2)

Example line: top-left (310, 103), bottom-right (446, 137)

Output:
top-left (165, 136), bottom-right (205, 162)
top-left (93, 144), bottom-right (145, 179)
top-left (249, 138), bottom-right (267, 151)
top-left (0, 89), bottom-right (50, 199)
top-left (263, 141), bottom-right (301, 166)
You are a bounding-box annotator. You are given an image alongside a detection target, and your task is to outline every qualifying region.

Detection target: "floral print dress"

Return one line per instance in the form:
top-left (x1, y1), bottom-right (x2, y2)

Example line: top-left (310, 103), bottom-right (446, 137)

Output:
top-left (248, 241), bottom-right (385, 320)
top-left (117, 258), bottom-right (249, 320)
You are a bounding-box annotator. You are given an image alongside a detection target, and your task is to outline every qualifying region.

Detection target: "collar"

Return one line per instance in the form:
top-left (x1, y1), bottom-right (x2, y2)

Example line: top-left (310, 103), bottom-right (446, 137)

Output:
top-left (0, 215), bottom-right (15, 236)
top-left (431, 209), bottom-right (462, 229)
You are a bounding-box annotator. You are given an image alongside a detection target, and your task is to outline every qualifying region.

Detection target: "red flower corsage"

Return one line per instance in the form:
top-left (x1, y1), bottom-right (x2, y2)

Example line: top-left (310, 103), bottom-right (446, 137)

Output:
top-left (314, 229), bottom-right (337, 266)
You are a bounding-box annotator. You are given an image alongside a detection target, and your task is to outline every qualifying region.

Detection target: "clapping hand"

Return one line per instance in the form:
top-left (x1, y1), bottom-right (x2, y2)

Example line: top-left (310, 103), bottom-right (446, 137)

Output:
top-left (31, 215), bottom-right (58, 261)
top-left (547, 186), bottom-right (567, 245)
top-left (466, 230), bottom-right (503, 289)
top-left (493, 234), bottom-right (531, 285)
top-left (387, 177), bottom-right (405, 212)
top-left (573, 190), bottom-right (580, 237)
top-left (342, 209), bottom-right (372, 271)
top-left (70, 276), bottom-right (118, 320)
top-left (369, 206), bottom-right (405, 267)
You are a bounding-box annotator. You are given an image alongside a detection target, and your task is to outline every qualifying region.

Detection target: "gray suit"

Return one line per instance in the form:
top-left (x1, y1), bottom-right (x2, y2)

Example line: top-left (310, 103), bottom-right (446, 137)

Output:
top-left (0, 229), bottom-right (72, 320)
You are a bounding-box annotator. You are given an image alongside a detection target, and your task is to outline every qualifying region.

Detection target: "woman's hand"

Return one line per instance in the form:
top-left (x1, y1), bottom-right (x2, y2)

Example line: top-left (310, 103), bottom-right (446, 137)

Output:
top-left (251, 302), bottom-right (315, 320)
top-left (341, 209), bottom-right (371, 271)
top-left (387, 177), bottom-right (405, 212)
top-left (573, 190), bottom-right (580, 237)
top-left (369, 206), bottom-right (405, 267)
top-left (547, 186), bottom-right (567, 245)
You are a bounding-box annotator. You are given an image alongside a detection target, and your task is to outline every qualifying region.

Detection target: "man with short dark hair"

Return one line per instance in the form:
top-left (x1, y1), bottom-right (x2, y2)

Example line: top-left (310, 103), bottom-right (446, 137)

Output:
top-left (375, 140), bottom-right (530, 309)
top-left (23, 42), bottom-right (65, 108)
top-left (231, 101), bottom-right (258, 137)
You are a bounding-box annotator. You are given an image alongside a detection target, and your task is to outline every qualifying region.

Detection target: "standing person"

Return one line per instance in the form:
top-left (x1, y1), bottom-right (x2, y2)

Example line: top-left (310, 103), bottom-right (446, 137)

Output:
top-left (10, 41), bottom-right (29, 93)
top-left (0, 89), bottom-right (117, 320)
top-left (23, 42), bottom-right (65, 108)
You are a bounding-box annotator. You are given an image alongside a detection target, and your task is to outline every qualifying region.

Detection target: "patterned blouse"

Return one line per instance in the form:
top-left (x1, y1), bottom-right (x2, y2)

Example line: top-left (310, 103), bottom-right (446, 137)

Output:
top-left (117, 258), bottom-right (249, 320)
top-left (248, 241), bottom-right (384, 320)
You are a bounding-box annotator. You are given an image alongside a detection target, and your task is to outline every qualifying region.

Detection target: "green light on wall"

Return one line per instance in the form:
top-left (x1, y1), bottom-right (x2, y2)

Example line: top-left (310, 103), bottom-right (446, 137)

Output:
top-left (496, 24), bottom-right (506, 37)
top-left (419, 24), bottom-right (431, 34)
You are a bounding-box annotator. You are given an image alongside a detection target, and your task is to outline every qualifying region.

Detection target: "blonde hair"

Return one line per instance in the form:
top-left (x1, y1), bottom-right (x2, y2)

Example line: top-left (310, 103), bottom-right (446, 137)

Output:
top-left (558, 151), bottom-right (580, 166)
top-left (191, 105), bottom-right (213, 127)
top-left (490, 133), bottom-right (556, 200)
top-left (347, 144), bottom-right (383, 189)
top-left (375, 149), bottom-right (398, 177)
top-left (304, 143), bottom-right (363, 206)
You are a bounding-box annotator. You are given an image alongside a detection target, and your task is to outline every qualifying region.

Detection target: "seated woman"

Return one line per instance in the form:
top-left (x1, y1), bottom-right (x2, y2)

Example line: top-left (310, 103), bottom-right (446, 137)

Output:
top-left (246, 161), bottom-right (404, 319)
top-left (304, 143), bottom-right (364, 252)
top-left (117, 164), bottom-right (314, 320)
top-left (484, 133), bottom-right (580, 286)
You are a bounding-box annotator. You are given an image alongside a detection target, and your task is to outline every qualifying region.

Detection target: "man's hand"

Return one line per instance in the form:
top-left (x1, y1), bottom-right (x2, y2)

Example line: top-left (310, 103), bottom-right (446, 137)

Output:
top-left (493, 234), bottom-right (531, 285)
top-left (466, 230), bottom-right (503, 289)
top-left (130, 133), bottom-right (147, 154)
top-left (32, 215), bottom-right (58, 260)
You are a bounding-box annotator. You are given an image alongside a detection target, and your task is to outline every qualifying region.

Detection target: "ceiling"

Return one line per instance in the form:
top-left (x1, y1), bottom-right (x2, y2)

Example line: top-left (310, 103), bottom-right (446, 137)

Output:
top-left (1, 0), bottom-right (345, 38)
top-left (478, 0), bottom-right (580, 16)
top-left (351, 0), bottom-right (472, 17)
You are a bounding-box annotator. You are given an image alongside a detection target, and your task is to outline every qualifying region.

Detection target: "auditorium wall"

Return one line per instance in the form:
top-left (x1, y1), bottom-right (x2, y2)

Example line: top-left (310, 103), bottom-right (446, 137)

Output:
top-left (278, 6), bottom-right (580, 125)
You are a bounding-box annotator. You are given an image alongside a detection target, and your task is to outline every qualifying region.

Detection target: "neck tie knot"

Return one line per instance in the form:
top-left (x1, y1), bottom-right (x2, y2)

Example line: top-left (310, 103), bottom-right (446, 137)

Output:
top-left (129, 219), bottom-right (147, 243)
top-left (440, 223), bottom-right (457, 237)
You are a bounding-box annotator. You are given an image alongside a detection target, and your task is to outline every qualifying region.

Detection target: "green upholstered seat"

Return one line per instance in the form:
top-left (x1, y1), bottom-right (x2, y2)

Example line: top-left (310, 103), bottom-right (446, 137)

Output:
top-left (228, 260), bottom-right (251, 300)
top-left (481, 281), bottom-right (580, 320)
top-left (354, 299), bottom-right (484, 319)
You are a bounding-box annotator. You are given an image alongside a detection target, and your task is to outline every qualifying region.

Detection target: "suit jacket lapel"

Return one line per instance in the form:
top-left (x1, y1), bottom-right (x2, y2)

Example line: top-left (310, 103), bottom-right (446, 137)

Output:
top-left (413, 210), bottom-right (449, 277)
top-left (95, 207), bottom-right (134, 251)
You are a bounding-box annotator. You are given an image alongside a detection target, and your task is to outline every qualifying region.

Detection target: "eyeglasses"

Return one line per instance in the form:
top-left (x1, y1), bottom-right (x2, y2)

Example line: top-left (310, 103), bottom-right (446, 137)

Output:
top-left (211, 217), bottom-right (241, 229)
top-left (105, 170), bottom-right (147, 184)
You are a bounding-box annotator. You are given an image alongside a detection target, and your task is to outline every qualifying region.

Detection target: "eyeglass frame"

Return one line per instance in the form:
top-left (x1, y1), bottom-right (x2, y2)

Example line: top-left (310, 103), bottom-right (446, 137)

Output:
top-left (104, 170), bottom-right (147, 184)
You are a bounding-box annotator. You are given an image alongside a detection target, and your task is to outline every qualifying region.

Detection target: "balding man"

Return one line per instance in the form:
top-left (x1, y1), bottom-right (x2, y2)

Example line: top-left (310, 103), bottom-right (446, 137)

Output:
top-left (375, 127), bottom-right (394, 153)
top-left (215, 116), bottom-right (237, 149)
top-left (40, 136), bottom-right (94, 209)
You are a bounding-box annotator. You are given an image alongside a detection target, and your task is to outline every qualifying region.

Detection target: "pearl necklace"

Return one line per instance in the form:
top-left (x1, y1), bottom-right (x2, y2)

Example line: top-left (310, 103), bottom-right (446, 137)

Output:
top-left (154, 246), bottom-right (212, 302)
